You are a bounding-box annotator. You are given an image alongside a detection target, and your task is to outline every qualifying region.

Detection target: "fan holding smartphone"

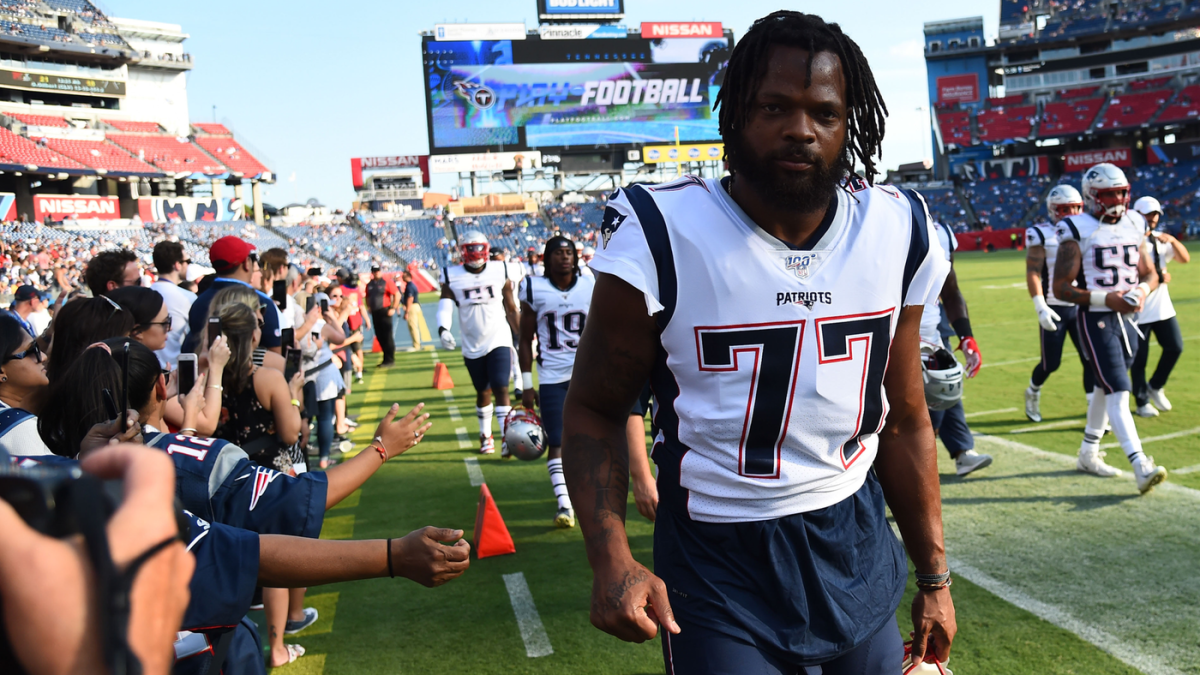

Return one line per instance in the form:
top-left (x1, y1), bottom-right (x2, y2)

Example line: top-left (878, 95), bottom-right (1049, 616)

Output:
top-left (298, 291), bottom-right (348, 469)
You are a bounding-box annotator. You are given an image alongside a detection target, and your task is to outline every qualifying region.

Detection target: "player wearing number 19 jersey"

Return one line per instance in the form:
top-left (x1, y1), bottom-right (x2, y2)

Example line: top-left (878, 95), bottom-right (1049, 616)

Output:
top-left (1053, 163), bottom-right (1167, 493)
top-left (518, 236), bottom-right (595, 529)
top-left (564, 14), bottom-right (957, 672)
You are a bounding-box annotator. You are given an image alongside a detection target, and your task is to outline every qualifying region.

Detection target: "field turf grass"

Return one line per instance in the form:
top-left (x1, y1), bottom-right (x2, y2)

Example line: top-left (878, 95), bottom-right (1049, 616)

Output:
top-left (253, 246), bottom-right (1198, 674)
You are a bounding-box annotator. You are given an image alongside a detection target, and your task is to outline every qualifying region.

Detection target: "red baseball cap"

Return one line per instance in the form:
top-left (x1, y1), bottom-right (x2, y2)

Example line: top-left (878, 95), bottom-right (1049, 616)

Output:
top-left (209, 236), bottom-right (255, 273)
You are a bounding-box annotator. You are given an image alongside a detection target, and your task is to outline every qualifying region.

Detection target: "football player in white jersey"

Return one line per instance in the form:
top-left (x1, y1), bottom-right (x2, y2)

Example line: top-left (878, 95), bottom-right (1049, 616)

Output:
top-left (1053, 163), bottom-right (1167, 493)
top-left (924, 220), bottom-right (992, 476)
top-left (563, 12), bottom-right (955, 673)
top-left (1130, 196), bottom-right (1189, 417)
top-left (1023, 185), bottom-right (1096, 421)
top-left (518, 236), bottom-right (596, 528)
top-left (437, 231), bottom-right (521, 454)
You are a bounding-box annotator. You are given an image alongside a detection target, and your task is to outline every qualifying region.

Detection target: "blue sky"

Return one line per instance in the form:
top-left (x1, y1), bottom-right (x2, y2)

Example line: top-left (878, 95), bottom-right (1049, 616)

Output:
top-left (102, 0), bottom-right (998, 208)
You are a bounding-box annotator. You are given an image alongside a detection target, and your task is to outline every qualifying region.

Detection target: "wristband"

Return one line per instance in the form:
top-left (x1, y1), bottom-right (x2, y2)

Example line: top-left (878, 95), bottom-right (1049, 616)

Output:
top-left (1090, 291), bottom-right (1108, 308)
top-left (1137, 282), bottom-right (1151, 297)
top-left (207, 384), bottom-right (223, 391)
top-left (916, 577), bottom-right (953, 592)
top-left (180, 428), bottom-right (197, 436)
top-left (950, 317), bottom-right (973, 340)
top-left (522, 372), bottom-right (534, 391)
top-left (290, 399), bottom-right (301, 408)
top-left (915, 571), bottom-right (951, 586)
top-left (438, 326), bottom-right (449, 336)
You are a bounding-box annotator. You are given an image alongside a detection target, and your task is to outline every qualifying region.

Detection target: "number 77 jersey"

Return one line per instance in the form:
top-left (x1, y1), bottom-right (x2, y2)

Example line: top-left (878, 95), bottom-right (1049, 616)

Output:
top-left (590, 176), bottom-right (949, 523)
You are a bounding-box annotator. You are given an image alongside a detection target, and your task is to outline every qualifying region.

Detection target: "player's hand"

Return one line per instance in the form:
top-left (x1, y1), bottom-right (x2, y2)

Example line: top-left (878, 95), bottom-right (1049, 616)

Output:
top-left (1033, 296), bottom-right (1060, 331)
top-left (956, 337), bottom-right (982, 378)
top-left (392, 527), bottom-right (470, 587)
top-left (374, 402), bottom-right (432, 458)
top-left (909, 586), bottom-right (956, 667)
top-left (590, 555), bottom-right (680, 643)
top-left (521, 388), bottom-right (538, 410)
top-left (632, 477), bottom-right (658, 522)
top-left (439, 328), bottom-right (456, 350)
top-left (1107, 290), bottom-right (1141, 314)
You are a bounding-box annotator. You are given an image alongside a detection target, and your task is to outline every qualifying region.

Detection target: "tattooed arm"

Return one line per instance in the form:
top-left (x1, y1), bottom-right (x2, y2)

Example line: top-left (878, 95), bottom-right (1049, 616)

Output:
top-left (563, 272), bottom-right (680, 643)
top-left (1026, 245), bottom-right (1046, 298)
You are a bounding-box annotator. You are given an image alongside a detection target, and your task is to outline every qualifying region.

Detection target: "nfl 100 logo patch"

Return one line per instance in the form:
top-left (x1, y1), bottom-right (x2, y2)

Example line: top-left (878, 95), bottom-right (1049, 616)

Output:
top-left (784, 252), bottom-right (821, 279)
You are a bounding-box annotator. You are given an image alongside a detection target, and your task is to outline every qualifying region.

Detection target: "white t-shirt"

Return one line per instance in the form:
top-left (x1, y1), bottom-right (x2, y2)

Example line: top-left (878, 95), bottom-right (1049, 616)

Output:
top-left (1140, 233), bottom-right (1177, 324)
top-left (0, 401), bottom-right (50, 456)
top-left (26, 308), bottom-right (50, 336)
top-left (151, 279), bottom-right (197, 369)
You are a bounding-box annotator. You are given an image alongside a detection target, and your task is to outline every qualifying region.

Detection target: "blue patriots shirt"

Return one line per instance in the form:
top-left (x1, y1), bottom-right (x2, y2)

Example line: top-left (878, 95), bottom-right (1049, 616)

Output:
top-left (145, 431), bottom-right (327, 538)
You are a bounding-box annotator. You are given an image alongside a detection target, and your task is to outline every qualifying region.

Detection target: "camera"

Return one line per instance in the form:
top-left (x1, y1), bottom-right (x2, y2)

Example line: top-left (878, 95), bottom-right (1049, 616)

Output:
top-left (0, 461), bottom-right (119, 536)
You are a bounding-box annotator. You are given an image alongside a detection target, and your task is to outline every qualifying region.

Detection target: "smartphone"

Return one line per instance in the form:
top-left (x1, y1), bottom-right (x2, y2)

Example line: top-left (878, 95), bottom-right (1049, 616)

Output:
top-left (280, 327), bottom-right (295, 350)
top-left (102, 388), bottom-right (119, 421)
top-left (272, 279), bottom-right (288, 308)
top-left (305, 295), bottom-right (315, 314)
top-left (320, 298), bottom-right (329, 313)
top-left (207, 316), bottom-right (221, 349)
top-left (119, 342), bottom-right (130, 433)
top-left (178, 354), bottom-right (197, 396)
top-left (311, 331), bottom-right (319, 344)
top-left (284, 348), bottom-right (302, 383)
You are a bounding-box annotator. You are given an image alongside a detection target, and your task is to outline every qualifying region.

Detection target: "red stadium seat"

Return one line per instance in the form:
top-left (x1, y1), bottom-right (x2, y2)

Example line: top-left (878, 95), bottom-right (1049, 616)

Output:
top-left (44, 138), bottom-right (159, 174)
top-left (0, 127), bottom-right (84, 169)
top-left (108, 133), bottom-right (229, 174)
top-left (193, 136), bottom-right (270, 177)
top-left (193, 123), bottom-right (232, 136)
top-left (102, 119), bottom-right (164, 133)
top-left (1039, 97), bottom-right (1104, 137)
top-left (977, 105), bottom-right (1036, 142)
top-left (1094, 89), bottom-right (1171, 130)
top-left (8, 113), bottom-right (69, 128)
top-left (1156, 85), bottom-right (1200, 124)
top-left (937, 111), bottom-right (972, 146)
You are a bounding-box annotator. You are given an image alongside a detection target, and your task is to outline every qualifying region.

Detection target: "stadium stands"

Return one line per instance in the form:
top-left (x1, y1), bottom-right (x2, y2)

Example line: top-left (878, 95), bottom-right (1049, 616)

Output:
top-left (44, 138), bottom-right (158, 174)
top-left (1156, 85), bottom-right (1200, 123)
top-left (194, 136), bottom-right (270, 177)
top-left (107, 134), bottom-right (228, 175)
top-left (0, 127), bottom-right (83, 169)
top-left (1059, 86), bottom-right (1100, 100)
top-left (1039, 97), bottom-right (1104, 137)
top-left (963, 176), bottom-right (1050, 229)
top-left (193, 123), bottom-right (232, 136)
top-left (1094, 89), bottom-right (1172, 130)
top-left (916, 187), bottom-right (970, 230)
top-left (9, 113), bottom-right (69, 128)
top-left (976, 104), bottom-right (1037, 142)
top-left (938, 111), bottom-right (972, 145)
top-left (103, 119), bottom-right (163, 133)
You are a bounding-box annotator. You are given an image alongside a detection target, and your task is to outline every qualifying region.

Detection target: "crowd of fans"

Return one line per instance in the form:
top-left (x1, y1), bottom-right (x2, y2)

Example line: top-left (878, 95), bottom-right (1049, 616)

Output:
top-left (0, 232), bottom-right (462, 674)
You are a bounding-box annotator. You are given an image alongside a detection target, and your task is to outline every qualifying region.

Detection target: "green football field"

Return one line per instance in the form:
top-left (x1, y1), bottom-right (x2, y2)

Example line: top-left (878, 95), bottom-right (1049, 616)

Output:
top-left (254, 245), bottom-right (1199, 674)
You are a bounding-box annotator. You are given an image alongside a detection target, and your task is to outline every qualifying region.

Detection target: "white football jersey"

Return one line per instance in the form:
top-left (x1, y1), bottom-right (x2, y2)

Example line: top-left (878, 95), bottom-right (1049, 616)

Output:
top-left (443, 261), bottom-right (519, 359)
top-left (1025, 222), bottom-right (1071, 306)
top-left (591, 175), bottom-right (949, 523)
top-left (520, 273), bottom-right (596, 385)
top-left (1139, 233), bottom-right (1176, 324)
top-left (919, 221), bottom-right (955, 343)
top-left (1056, 211), bottom-right (1146, 310)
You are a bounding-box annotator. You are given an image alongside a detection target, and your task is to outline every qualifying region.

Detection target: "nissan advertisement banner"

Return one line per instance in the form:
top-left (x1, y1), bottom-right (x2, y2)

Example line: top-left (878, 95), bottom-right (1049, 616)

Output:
top-left (936, 73), bottom-right (979, 104)
top-left (640, 22), bottom-right (723, 38)
top-left (350, 155), bottom-right (430, 188)
top-left (34, 195), bottom-right (120, 221)
top-left (1064, 148), bottom-right (1131, 171)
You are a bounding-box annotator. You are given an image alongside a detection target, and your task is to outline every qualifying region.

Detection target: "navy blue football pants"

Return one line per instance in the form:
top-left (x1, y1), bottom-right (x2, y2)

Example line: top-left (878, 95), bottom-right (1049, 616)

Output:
top-left (1132, 316), bottom-right (1183, 406)
top-left (928, 401), bottom-right (973, 457)
top-left (464, 347), bottom-right (511, 394)
top-left (538, 381), bottom-right (570, 447)
top-left (663, 612), bottom-right (903, 674)
top-left (1029, 304), bottom-right (1096, 392)
top-left (1077, 310), bottom-right (1140, 394)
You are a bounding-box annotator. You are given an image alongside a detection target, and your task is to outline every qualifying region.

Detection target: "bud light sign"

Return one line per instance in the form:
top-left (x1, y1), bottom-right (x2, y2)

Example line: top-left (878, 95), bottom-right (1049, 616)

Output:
top-left (539, 0), bottom-right (623, 17)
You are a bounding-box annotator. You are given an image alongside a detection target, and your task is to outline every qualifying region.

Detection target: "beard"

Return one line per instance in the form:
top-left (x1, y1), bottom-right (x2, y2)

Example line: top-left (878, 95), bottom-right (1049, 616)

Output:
top-left (726, 134), bottom-right (848, 214)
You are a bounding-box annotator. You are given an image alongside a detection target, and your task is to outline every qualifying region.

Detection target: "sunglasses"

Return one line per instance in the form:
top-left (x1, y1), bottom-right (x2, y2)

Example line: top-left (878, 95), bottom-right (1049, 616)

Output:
top-left (100, 294), bottom-right (124, 317)
top-left (141, 316), bottom-right (173, 331)
top-left (5, 341), bottom-right (42, 363)
top-left (257, 318), bottom-right (265, 330)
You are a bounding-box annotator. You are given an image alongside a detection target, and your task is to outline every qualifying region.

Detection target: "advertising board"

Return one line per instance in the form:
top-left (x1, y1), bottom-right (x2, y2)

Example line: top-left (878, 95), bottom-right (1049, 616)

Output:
top-left (434, 24), bottom-right (526, 41)
top-left (936, 73), bottom-right (979, 104)
top-left (640, 22), bottom-right (723, 38)
top-left (1064, 148), bottom-right (1131, 171)
top-left (423, 35), bottom-right (732, 153)
top-left (537, 0), bottom-right (623, 20)
top-left (34, 195), bottom-right (120, 221)
top-left (429, 151), bottom-right (543, 174)
top-left (350, 156), bottom-right (430, 188)
top-left (137, 196), bottom-right (241, 222)
top-left (642, 142), bottom-right (724, 163)
top-left (538, 24), bottom-right (626, 39)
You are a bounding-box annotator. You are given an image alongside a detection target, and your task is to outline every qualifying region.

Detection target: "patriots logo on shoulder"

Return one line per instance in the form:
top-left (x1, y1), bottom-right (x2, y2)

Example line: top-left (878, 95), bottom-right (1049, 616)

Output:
top-left (784, 252), bottom-right (820, 279)
top-left (600, 207), bottom-right (626, 249)
top-left (248, 467), bottom-right (280, 512)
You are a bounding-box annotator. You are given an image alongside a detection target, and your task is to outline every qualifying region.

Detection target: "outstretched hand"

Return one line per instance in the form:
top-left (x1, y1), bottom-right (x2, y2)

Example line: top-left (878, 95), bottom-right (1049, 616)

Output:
top-left (393, 527), bottom-right (470, 587)
top-left (374, 402), bottom-right (433, 459)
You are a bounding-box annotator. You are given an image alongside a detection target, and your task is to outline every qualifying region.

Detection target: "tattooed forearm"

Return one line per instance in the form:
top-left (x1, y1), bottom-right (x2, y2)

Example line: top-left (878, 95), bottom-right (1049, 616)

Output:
top-left (1053, 240), bottom-right (1090, 304)
top-left (1026, 246), bottom-right (1045, 297)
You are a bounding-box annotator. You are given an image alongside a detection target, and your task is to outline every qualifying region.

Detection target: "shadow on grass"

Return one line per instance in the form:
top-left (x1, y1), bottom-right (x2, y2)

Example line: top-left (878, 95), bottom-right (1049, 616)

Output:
top-left (941, 469), bottom-right (1080, 484)
top-left (941, 492), bottom-right (1138, 511)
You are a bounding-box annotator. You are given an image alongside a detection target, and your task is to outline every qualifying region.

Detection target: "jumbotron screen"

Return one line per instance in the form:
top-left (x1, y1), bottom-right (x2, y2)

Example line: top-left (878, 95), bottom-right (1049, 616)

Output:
top-left (422, 34), bottom-right (732, 154)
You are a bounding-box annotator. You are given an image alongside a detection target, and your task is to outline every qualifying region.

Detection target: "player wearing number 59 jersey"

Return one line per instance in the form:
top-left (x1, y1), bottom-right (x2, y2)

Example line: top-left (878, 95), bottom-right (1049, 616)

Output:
top-left (563, 15), bottom-right (957, 672)
top-left (518, 236), bottom-right (595, 529)
top-left (1053, 163), bottom-right (1166, 493)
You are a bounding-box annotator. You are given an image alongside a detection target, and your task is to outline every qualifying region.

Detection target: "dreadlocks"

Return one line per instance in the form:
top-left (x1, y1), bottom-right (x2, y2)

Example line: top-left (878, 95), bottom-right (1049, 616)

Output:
top-left (715, 11), bottom-right (888, 184)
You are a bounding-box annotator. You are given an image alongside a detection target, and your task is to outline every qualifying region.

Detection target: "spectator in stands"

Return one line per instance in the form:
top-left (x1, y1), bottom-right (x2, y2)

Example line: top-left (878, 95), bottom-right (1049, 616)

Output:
top-left (84, 248), bottom-right (139, 297)
top-left (44, 296), bottom-right (134, 385)
top-left (401, 271), bottom-right (423, 352)
top-left (365, 265), bottom-right (399, 367)
top-left (302, 289), bottom-right (349, 468)
top-left (151, 241), bottom-right (196, 369)
top-left (5, 284), bottom-right (40, 337)
top-left (209, 284), bottom-right (288, 374)
top-left (182, 236), bottom-right (281, 355)
top-left (108, 286), bottom-right (171, 354)
top-left (0, 314), bottom-right (50, 456)
top-left (258, 248), bottom-right (296, 332)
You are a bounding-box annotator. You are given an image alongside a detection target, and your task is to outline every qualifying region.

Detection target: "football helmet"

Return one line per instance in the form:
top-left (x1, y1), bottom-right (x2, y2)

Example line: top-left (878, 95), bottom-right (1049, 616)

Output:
top-left (503, 409), bottom-right (547, 461)
top-left (921, 340), bottom-right (964, 411)
top-left (1132, 195), bottom-right (1162, 216)
top-left (459, 231), bottom-right (489, 270)
top-left (902, 640), bottom-right (953, 674)
top-left (1081, 163), bottom-right (1130, 220)
top-left (582, 245), bottom-right (596, 262)
top-left (1045, 184), bottom-right (1083, 221)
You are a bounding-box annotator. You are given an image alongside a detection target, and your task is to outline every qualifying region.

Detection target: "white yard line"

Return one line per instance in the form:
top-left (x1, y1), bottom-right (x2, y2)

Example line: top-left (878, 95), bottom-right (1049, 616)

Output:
top-left (949, 559), bottom-right (1186, 675)
top-left (1100, 426), bottom-right (1200, 451)
top-left (502, 573), bottom-right (553, 658)
top-left (1172, 463), bottom-right (1200, 475)
top-left (981, 356), bottom-right (1041, 369)
top-left (455, 427), bottom-right (472, 450)
top-left (1009, 419), bottom-right (1084, 434)
top-left (447, 405), bottom-right (462, 422)
top-left (463, 457), bottom-right (485, 487)
top-left (964, 407), bottom-right (1019, 418)
top-left (443, 390), bottom-right (454, 401)
top-left (980, 282), bottom-right (1026, 289)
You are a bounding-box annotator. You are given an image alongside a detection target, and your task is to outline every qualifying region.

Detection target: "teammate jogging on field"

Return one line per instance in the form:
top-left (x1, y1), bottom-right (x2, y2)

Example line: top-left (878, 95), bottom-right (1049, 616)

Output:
top-left (1024, 185), bottom-right (1096, 421)
top-left (1130, 196), bottom-right (1189, 418)
top-left (1053, 163), bottom-right (1167, 493)
top-left (518, 236), bottom-right (595, 529)
top-left (437, 231), bottom-right (521, 454)
top-left (564, 12), bottom-right (956, 672)
top-left (924, 220), bottom-right (992, 476)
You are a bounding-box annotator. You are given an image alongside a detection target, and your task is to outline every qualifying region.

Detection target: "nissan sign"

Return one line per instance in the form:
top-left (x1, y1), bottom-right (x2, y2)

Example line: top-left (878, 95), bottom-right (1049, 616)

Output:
top-left (1064, 148), bottom-right (1131, 172)
top-left (34, 195), bottom-right (120, 221)
top-left (640, 22), bottom-right (723, 38)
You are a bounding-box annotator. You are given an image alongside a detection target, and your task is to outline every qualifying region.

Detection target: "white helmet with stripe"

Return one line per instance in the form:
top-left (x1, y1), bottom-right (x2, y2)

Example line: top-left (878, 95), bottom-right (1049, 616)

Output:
top-left (1081, 163), bottom-right (1130, 219)
top-left (921, 340), bottom-right (964, 411)
top-left (1046, 184), bottom-right (1083, 221)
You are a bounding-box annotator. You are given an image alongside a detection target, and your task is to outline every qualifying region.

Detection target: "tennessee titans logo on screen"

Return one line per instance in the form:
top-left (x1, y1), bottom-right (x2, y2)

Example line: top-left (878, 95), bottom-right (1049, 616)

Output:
top-left (784, 253), bottom-right (820, 279)
top-left (600, 207), bottom-right (626, 249)
top-left (454, 81), bottom-right (496, 109)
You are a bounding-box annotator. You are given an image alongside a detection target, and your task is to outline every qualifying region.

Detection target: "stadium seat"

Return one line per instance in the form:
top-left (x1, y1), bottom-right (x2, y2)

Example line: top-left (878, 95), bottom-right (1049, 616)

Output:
top-left (0, 127), bottom-right (85, 169)
top-left (1156, 85), bottom-right (1200, 124)
top-left (1094, 89), bottom-right (1172, 130)
top-left (977, 105), bottom-right (1036, 142)
top-left (102, 119), bottom-right (164, 133)
top-left (44, 138), bottom-right (159, 174)
top-left (193, 137), bottom-right (270, 177)
top-left (937, 111), bottom-right (972, 146)
top-left (8, 113), bottom-right (69, 128)
top-left (962, 176), bottom-right (1050, 230)
top-left (107, 134), bottom-right (229, 175)
top-left (1039, 97), bottom-right (1104, 137)
top-left (916, 187), bottom-right (969, 230)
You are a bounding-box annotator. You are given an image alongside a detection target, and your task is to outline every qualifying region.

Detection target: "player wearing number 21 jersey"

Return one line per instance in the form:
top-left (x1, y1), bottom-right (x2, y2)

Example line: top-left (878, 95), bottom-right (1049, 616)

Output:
top-left (518, 235), bottom-right (595, 529)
